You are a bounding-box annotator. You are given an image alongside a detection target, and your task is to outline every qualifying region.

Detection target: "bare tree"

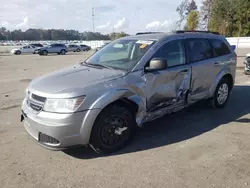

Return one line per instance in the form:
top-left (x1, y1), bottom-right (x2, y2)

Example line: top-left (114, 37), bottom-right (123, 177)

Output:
top-left (176, 0), bottom-right (189, 30)
top-left (200, 0), bottom-right (213, 30)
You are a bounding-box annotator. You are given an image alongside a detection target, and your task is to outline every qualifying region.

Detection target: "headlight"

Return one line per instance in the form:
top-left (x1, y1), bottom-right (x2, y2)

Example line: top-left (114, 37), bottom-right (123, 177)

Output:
top-left (43, 96), bottom-right (85, 113)
top-left (25, 88), bottom-right (30, 97)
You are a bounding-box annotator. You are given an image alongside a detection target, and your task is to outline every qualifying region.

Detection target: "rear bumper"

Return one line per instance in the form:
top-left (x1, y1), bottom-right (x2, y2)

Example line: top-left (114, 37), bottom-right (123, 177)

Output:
top-left (21, 99), bottom-right (101, 150)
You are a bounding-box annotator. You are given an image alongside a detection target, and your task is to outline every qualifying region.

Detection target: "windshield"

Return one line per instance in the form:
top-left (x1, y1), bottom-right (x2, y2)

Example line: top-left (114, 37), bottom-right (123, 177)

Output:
top-left (84, 39), bottom-right (155, 71)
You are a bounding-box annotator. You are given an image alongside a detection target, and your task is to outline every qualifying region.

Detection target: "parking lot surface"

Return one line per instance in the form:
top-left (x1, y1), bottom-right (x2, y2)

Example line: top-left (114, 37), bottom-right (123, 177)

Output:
top-left (0, 52), bottom-right (250, 188)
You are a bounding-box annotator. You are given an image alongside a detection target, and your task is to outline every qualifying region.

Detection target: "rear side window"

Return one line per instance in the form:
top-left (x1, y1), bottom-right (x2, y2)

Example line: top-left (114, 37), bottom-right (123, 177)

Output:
top-left (209, 39), bottom-right (231, 57)
top-left (187, 39), bottom-right (213, 62)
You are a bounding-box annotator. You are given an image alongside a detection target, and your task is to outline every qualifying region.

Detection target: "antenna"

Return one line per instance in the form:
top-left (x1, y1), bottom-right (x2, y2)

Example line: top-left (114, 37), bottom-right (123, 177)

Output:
top-left (92, 7), bottom-right (95, 32)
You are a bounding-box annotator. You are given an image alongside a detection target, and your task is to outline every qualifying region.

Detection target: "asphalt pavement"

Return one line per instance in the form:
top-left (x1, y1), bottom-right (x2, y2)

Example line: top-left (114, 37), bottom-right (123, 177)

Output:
top-left (0, 52), bottom-right (250, 188)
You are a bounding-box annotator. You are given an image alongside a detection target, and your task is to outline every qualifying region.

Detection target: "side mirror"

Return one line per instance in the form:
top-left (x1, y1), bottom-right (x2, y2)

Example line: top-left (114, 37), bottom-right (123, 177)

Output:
top-left (145, 58), bottom-right (168, 72)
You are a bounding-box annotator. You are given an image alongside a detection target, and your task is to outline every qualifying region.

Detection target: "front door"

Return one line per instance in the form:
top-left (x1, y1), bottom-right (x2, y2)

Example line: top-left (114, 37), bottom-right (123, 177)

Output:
top-left (143, 39), bottom-right (191, 121)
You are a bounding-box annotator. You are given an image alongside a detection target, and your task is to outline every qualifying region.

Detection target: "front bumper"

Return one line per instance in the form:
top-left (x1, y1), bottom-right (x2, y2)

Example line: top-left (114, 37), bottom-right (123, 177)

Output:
top-left (21, 99), bottom-right (101, 150)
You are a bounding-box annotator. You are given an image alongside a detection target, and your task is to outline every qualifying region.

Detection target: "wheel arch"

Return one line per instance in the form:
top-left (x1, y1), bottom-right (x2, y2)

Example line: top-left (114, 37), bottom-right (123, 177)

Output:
top-left (209, 69), bottom-right (234, 96)
top-left (79, 89), bottom-right (146, 144)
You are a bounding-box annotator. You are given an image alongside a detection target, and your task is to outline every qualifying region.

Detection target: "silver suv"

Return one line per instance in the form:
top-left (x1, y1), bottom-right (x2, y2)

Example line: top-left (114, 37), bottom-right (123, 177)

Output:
top-left (21, 31), bottom-right (237, 154)
top-left (38, 43), bottom-right (68, 55)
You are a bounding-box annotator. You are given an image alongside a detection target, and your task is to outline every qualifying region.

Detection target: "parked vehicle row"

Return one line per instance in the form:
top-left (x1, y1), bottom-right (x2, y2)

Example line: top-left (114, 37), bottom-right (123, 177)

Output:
top-left (10, 43), bottom-right (91, 55)
top-left (21, 30), bottom-right (237, 154)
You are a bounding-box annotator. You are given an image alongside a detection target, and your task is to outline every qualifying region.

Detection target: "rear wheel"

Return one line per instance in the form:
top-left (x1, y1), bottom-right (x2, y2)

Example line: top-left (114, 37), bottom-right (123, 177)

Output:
top-left (76, 48), bottom-right (81, 52)
top-left (210, 78), bottom-right (230, 108)
top-left (60, 49), bottom-right (66, 55)
top-left (89, 105), bottom-right (136, 154)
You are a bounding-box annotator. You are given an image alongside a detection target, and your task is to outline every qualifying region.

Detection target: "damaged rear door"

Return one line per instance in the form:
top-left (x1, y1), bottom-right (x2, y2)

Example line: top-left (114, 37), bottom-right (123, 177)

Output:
top-left (143, 39), bottom-right (191, 121)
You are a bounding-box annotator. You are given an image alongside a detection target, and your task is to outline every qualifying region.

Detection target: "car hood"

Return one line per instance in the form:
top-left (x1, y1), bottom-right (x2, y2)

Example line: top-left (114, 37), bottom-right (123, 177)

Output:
top-left (29, 64), bottom-right (125, 98)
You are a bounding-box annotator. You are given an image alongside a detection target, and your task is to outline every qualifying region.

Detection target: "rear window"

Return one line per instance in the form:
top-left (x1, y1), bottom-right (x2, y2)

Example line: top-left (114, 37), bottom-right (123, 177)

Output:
top-left (209, 39), bottom-right (231, 57)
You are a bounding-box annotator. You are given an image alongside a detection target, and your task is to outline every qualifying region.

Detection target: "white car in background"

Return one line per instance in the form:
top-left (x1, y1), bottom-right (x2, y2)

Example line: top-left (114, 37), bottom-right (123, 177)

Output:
top-left (10, 45), bottom-right (40, 55)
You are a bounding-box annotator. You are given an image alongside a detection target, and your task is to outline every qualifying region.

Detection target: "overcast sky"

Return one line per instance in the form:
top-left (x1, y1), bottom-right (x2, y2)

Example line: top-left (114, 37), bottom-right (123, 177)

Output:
top-left (0, 0), bottom-right (202, 34)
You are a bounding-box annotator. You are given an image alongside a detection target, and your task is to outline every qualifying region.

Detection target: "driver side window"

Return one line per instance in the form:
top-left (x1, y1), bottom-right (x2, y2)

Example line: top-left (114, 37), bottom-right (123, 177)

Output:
top-left (152, 40), bottom-right (186, 67)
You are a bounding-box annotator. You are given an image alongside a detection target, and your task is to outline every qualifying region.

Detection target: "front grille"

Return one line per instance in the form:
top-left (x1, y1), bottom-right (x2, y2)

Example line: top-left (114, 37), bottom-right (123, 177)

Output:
top-left (39, 133), bottom-right (59, 144)
top-left (30, 102), bottom-right (42, 111)
top-left (31, 94), bottom-right (46, 103)
top-left (26, 92), bottom-right (46, 113)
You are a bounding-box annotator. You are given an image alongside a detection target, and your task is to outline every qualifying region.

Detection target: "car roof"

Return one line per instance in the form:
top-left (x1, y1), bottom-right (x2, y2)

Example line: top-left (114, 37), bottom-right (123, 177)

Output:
top-left (122, 31), bottom-right (225, 41)
top-left (123, 33), bottom-right (170, 41)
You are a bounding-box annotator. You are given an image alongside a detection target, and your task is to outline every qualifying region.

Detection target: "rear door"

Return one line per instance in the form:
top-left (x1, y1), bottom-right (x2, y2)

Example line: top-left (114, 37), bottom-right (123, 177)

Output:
top-left (209, 38), bottom-right (236, 78)
top-left (186, 38), bottom-right (217, 101)
top-left (144, 39), bottom-right (191, 112)
top-left (68, 45), bottom-right (73, 51)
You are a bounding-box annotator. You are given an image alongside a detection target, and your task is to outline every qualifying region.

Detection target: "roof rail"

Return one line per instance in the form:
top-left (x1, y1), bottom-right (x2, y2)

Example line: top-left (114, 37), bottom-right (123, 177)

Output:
top-left (175, 30), bottom-right (220, 35)
top-left (135, 32), bottom-right (163, 35)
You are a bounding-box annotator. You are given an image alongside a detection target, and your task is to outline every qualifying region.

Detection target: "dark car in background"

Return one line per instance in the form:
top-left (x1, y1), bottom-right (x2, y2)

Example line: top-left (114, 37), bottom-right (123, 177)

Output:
top-left (38, 43), bottom-right (68, 55)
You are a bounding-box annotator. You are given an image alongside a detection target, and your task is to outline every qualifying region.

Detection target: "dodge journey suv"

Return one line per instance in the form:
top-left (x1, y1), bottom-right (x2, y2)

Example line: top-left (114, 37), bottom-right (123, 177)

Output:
top-left (21, 30), bottom-right (237, 154)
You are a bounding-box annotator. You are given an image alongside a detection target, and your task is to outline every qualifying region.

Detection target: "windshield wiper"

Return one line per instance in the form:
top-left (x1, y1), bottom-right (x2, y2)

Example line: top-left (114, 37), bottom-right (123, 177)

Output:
top-left (81, 61), bottom-right (113, 69)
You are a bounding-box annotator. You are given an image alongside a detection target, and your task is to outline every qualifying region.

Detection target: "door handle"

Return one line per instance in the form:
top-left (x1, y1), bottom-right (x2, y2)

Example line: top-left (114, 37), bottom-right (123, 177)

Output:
top-left (180, 69), bottom-right (188, 73)
top-left (214, 62), bottom-right (224, 65)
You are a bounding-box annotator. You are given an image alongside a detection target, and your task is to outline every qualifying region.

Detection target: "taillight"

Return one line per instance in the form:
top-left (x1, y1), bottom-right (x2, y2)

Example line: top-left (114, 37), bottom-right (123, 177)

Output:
top-left (234, 52), bottom-right (237, 64)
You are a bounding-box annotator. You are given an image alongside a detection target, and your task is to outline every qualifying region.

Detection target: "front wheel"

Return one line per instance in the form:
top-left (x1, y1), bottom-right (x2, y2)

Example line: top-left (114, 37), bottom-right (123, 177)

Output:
top-left (42, 50), bottom-right (48, 55)
top-left (15, 50), bottom-right (21, 55)
top-left (210, 78), bottom-right (230, 108)
top-left (89, 105), bottom-right (136, 154)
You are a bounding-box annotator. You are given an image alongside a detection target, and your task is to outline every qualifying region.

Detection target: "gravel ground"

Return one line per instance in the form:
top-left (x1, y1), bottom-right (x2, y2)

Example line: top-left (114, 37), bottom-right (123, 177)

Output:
top-left (0, 52), bottom-right (250, 188)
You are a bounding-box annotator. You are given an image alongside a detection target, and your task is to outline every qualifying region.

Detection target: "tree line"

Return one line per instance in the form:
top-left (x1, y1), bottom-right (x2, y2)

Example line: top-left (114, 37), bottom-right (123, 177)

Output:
top-left (176, 0), bottom-right (250, 37)
top-left (0, 27), bottom-right (129, 41)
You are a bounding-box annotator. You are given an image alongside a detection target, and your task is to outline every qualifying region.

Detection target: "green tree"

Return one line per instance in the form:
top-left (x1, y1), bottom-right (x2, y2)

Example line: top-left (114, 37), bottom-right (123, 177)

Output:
top-left (208, 0), bottom-right (250, 36)
top-left (176, 0), bottom-right (198, 30)
top-left (186, 10), bottom-right (200, 30)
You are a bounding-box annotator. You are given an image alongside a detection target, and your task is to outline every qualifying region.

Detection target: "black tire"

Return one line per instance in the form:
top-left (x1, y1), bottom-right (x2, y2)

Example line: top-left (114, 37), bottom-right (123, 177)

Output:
top-left (60, 49), bottom-right (66, 55)
top-left (210, 78), bottom-right (230, 108)
top-left (42, 50), bottom-right (48, 55)
top-left (89, 105), bottom-right (136, 154)
top-left (15, 50), bottom-right (21, 55)
top-left (76, 48), bottom-right (80, 52)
